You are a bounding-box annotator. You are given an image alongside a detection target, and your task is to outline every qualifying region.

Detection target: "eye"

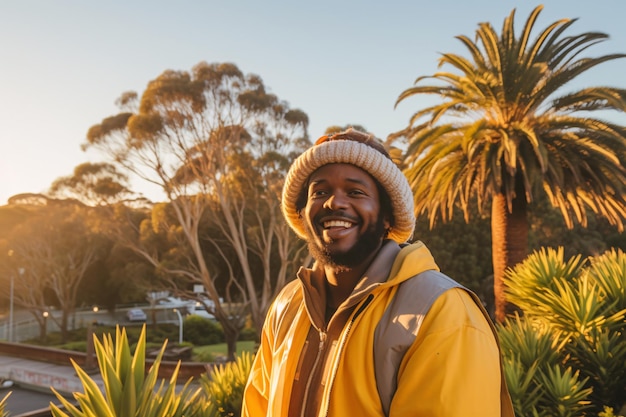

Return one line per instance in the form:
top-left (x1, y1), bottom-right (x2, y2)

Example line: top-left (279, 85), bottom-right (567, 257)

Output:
top-left (309, 189), bottom-right (328, 198)
top-left (348, 188), bottom-right (366, 196)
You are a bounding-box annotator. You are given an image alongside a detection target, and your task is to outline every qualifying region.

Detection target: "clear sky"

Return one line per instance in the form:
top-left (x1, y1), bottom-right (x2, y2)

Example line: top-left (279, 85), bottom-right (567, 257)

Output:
top-left (1, 1), bottom-right (625, 204)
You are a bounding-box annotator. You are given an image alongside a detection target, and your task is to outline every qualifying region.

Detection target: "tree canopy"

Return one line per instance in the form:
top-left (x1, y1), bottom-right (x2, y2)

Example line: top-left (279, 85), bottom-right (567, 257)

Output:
top-left (83, 61), bottom-right (310, 358)
top-left (393, 5), bottom-right (626, 321)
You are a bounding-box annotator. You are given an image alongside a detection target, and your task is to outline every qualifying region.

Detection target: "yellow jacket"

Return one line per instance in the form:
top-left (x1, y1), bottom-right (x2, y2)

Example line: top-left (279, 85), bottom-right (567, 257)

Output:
top-left (242, 241), bottom-right (514, 416)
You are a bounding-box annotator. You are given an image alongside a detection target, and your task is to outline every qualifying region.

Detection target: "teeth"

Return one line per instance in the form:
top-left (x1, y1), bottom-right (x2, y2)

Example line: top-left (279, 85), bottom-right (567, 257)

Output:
top-left (324, 220), bottom-right (352, 228)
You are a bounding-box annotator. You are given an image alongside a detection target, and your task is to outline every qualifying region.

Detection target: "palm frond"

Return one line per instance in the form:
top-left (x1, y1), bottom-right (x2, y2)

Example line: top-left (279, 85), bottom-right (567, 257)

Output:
top-left (394, 4), bottom-right (626, 233)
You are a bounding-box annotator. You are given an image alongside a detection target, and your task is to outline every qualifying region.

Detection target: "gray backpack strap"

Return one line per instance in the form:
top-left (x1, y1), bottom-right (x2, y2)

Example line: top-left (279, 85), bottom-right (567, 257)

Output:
top-left (373, 270), bottom-right (461, 416)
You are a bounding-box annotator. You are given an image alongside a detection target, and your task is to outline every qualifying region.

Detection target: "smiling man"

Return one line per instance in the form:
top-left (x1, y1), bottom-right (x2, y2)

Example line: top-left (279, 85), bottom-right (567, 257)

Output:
top-left (242, 129), bottom-right (514, 417)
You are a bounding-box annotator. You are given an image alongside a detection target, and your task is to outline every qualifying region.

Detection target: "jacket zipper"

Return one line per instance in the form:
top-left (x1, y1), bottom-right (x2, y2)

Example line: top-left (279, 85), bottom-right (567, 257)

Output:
top-left (300, 329), bottom-right (327, 417)
top-left (321, 294), bottom-right (374, 417)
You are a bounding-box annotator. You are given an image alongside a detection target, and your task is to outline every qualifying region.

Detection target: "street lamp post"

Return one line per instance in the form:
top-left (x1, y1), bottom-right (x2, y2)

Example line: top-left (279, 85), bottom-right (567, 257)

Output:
top-left (42, 311), bottom-right (49, 343)
top-left (6, 250), bottom-right (13, 343)
top-left (173, 308), bottom-right (183, 344)
top-left (84, 305), bottom-right (100, 372)
top-left (8, 272), bottom-right (13, 343)
top-left (10, 267), bottom-right (24, 343)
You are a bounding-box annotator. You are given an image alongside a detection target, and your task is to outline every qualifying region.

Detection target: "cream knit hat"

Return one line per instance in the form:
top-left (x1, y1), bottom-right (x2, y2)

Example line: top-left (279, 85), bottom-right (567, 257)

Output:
top-left (281, 130), bottom-right (415, 243)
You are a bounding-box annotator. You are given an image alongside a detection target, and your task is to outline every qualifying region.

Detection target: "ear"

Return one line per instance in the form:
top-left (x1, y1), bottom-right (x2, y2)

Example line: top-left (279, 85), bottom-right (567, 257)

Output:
top-left (383, 216), bottom-right (392, 236)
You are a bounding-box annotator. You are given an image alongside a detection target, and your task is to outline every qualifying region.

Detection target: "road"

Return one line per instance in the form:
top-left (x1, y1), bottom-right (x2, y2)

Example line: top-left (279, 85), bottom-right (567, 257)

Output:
top-left (0, 306), bottom-right (182, 343)
top-left (2, 385), bottom-right (73, 416)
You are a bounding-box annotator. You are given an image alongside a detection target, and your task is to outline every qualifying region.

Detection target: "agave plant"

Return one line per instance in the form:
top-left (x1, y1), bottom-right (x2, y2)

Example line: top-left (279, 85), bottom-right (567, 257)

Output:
top-left (0, 392), bottom-right (11, 417)
top-left (500, 248), bottom-right (626, 415)
top-left (50, 325), bottom-right (211, 417)
top-left (598, 406), bottom-right (625, 417)
top-left (499, 315), bottom-right (593, 417)
top-left (200, 351), bottom-right (253, 417)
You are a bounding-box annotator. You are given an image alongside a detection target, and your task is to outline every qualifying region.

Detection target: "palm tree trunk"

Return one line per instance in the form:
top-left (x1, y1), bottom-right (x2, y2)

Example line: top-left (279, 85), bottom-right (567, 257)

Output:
top-left (491, 191), bottom-right (528, 322)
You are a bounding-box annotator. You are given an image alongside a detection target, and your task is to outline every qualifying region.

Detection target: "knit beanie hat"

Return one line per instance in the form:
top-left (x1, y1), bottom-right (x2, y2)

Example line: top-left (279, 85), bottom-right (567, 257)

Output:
top-left (281, 129), bottom-right (415, 243)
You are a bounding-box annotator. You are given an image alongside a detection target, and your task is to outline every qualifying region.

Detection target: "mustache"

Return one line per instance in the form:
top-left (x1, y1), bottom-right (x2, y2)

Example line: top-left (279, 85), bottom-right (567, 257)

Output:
top-left (314, 209), bottom-right (359, 223)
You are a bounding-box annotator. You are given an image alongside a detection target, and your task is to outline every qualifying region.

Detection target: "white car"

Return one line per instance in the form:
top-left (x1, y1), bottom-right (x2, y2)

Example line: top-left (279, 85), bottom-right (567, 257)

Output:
top-left (126, 308), bottom-right (147, 322)
top-left (158, 296), bottom-right (194, 309)
top-left (189, 303), bottom-right (215, 320)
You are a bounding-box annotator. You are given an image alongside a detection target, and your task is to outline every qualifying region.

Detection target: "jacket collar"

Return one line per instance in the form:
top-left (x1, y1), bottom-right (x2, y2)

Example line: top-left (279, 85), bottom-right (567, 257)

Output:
top-left (297, 240), bottom-right (401, 327)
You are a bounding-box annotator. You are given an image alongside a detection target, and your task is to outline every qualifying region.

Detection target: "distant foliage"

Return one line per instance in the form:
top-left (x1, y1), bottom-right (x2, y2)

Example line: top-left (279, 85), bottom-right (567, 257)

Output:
top-left (414, 206), bottom-right (495, 315)
top-left (414, 198), bottom-right (626, 319)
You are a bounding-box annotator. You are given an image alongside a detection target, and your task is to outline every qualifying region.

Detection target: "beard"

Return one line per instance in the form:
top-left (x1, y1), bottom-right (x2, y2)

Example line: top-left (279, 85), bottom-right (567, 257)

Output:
top-left (305, 214), bottom-right (387, 270)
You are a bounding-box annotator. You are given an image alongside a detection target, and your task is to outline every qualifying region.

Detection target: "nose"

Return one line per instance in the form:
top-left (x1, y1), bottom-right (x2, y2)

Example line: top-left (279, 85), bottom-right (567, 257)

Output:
top-left (323, 193), bottom-right (348, 210)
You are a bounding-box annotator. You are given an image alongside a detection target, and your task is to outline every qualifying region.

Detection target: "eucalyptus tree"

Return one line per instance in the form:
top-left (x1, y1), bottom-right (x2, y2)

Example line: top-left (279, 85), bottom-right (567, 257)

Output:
top-left (49, 162), bottom-right (134, 206)
top-left (4, 201), bottom-right (103, 342)
top-left (324, 124), bottom-right (369, 135)
top-left (84, 62), bottom-right (310, 357)
top-left (392, 5), bottom-right (626, 322)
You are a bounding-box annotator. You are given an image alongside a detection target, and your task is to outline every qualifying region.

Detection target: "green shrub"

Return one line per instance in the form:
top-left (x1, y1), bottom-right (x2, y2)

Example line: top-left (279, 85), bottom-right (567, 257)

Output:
top-left (193, 349), bottom-right (216, 363)
top-left (34, 323), bottom-right (185, 349)
top-left (58, 341), bottom-right (88, 352)
top-left (146, 324), bottom-right (180, 343)
top-left (200, 351), bottom-right (253, 417)
top-left (237, 327), bottom-right (256, 341)
top-left (184, 315), bottom-right (224, 346)
top-left (500, 247), bottom-right (626, 416)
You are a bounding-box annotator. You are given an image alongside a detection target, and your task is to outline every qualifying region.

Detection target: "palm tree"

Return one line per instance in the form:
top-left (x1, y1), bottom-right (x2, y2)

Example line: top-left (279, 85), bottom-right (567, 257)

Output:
top-left (392, 5), bottom-right (626, 322)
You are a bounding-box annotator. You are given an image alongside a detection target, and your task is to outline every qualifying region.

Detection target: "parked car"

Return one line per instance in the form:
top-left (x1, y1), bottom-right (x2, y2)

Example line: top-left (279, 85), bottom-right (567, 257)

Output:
top-left (189, 303), bottom-right (215, 320)
top-left (126, 308), bottom-right (147, 322)
top-left (157, 296), bottom-right (195, 314)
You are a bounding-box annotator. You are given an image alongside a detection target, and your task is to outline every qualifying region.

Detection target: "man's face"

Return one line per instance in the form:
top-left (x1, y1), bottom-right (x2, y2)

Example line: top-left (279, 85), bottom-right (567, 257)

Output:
top-left (303, 163), bottom-right (390, 269)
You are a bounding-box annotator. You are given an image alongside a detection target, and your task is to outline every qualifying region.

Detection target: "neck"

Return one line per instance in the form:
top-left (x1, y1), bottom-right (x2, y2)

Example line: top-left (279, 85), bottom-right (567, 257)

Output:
top-left (323, 250), bottom-right (378, 309)
top-left (323, 268), bottom-right (358, 309)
